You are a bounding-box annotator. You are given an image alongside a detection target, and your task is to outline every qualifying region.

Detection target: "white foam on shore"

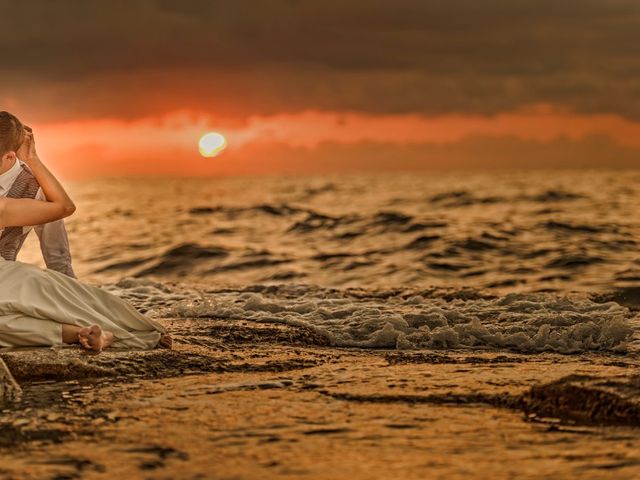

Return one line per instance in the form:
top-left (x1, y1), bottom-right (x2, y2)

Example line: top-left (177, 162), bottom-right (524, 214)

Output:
top-left (101, 278), bottom-right (201, 312)
top-left (109, 279), bottom-right (640, 353)
top-left (110, 280), bottom-right (636, 353)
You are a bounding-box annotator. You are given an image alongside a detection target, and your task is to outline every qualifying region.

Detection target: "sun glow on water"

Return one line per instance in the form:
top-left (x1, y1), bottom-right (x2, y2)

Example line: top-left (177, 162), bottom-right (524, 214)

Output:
top-left (199, 132), bottom-right (227, 157)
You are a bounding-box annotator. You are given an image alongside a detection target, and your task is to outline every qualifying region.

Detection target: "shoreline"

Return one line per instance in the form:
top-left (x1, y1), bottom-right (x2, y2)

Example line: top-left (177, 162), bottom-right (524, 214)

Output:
top-left (1, 295), bottom-right (639, 478)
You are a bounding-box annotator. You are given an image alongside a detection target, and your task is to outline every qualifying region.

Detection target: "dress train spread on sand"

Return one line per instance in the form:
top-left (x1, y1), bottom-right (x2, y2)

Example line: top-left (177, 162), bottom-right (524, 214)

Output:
top-left (0, 260), bottom-right (164, 349)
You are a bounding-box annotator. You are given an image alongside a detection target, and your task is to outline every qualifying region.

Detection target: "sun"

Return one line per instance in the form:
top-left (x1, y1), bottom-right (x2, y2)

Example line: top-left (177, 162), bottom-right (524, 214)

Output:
top-left (199, 132), bottom-right (227, 157)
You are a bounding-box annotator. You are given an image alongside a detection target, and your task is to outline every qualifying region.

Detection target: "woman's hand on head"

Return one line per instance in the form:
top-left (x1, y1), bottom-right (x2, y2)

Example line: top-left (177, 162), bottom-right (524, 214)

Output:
top-left (16, 126), bottom-right (40, 164)
top-left (0, 121), bottom-right (75, 229)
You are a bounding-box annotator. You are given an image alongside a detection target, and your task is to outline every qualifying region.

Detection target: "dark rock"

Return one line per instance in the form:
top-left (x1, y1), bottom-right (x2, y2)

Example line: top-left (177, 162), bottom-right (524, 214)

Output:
top-left (522, 374), bottom-right (640, 427)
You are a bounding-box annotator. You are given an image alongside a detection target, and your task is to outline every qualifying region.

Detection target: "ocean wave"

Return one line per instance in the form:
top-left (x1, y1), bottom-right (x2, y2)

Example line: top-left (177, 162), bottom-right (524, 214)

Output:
top-left (429, 191), bottom-right (505, 207)
top-left (543, 221), bottom-right (618, 234)
top-left (526, 189), bottom-right (586, 203)
top-left (287, 211), bottom-right (360, 233)
top-left (114, 281), bottom-right (637, 354)
top-left (62, 173), bottom-right (640, 293)
top-left (189, 203), bottom-right (306, 218)
top-left (135, 243), bottom-right (229, 276)
top-left (427, 189), bottom-right (586, 208)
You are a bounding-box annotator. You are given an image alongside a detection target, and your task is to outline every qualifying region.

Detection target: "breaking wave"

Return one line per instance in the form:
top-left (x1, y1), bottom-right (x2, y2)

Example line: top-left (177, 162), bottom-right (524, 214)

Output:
top-left (107, 280), bottom-right (637, 354)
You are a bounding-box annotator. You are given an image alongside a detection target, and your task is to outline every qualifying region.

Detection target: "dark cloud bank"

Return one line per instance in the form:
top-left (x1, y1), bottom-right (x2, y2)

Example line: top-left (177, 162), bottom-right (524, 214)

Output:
top-left (1, 0), bottom-right (640, 121)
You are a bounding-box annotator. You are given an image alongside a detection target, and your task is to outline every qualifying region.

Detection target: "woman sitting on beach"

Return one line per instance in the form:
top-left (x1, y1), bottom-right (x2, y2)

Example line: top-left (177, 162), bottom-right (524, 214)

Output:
top-left (0, 122), bottom-right (170, 352)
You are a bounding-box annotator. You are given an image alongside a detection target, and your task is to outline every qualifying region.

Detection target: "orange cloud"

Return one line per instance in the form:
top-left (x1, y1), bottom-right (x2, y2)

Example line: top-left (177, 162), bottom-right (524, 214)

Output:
top-left (30, 105), bottom-right (640, 179)
top-left (237, 106), bottom-right (640, 148)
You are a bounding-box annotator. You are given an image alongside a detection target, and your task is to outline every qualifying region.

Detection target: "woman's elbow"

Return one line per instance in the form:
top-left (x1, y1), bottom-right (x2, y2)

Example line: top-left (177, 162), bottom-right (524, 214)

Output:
top-left (62, 202), bottom-right (76, 217)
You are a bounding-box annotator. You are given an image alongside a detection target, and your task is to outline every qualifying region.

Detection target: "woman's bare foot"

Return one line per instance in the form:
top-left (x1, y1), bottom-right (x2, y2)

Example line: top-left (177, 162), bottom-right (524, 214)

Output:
top-left (78, 325), bottom-right (114, 353)
top-left (158, 333), bottom-right (173, 349)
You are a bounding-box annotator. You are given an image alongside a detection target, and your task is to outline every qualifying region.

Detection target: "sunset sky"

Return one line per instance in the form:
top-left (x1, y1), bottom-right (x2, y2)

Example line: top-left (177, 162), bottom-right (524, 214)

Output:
top-left (2, 0), bottom-right (640, 178)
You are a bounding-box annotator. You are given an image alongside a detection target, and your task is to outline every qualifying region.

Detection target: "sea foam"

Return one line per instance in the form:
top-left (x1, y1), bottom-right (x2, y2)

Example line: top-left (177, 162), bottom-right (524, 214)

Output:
top-left (109, 280), bottom-right (637, 354)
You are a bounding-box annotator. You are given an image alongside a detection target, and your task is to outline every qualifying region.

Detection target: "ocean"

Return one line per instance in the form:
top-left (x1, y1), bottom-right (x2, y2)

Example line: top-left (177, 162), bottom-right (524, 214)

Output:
top-left (23, 169), bottom-right (640, 292)
top-left (18, 169), bottom-right (640, 355)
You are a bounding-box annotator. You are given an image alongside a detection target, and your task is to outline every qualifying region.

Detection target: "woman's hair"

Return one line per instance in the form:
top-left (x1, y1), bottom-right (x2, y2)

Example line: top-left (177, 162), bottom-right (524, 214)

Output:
top-left (0, 111), bottom-right (25, 156)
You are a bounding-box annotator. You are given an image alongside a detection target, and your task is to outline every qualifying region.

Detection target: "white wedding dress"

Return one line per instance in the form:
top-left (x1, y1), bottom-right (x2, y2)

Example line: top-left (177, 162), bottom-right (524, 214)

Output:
top-left (0, 259), bottom-right (164, 349)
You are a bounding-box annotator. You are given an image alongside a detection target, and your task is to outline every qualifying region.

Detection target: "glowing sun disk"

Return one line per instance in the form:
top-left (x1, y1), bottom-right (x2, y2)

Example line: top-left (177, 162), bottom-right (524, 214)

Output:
top-left (199, 132), bottom-right (227, 157)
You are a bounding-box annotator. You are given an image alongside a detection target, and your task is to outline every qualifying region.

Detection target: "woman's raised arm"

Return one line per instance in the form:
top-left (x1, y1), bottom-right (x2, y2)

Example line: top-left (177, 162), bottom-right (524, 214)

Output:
top-left (0, 127), bottom-right (76, 228)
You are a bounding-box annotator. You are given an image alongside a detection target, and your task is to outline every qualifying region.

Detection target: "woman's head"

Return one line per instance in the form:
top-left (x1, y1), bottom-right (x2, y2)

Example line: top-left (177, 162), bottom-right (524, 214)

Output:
top-left (0, 111), bottom-right (25, 159)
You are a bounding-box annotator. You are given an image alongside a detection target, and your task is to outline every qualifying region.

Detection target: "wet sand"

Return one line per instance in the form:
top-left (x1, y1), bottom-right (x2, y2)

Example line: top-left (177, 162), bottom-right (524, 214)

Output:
top-left (1, 287), bottom-right (639, 479)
